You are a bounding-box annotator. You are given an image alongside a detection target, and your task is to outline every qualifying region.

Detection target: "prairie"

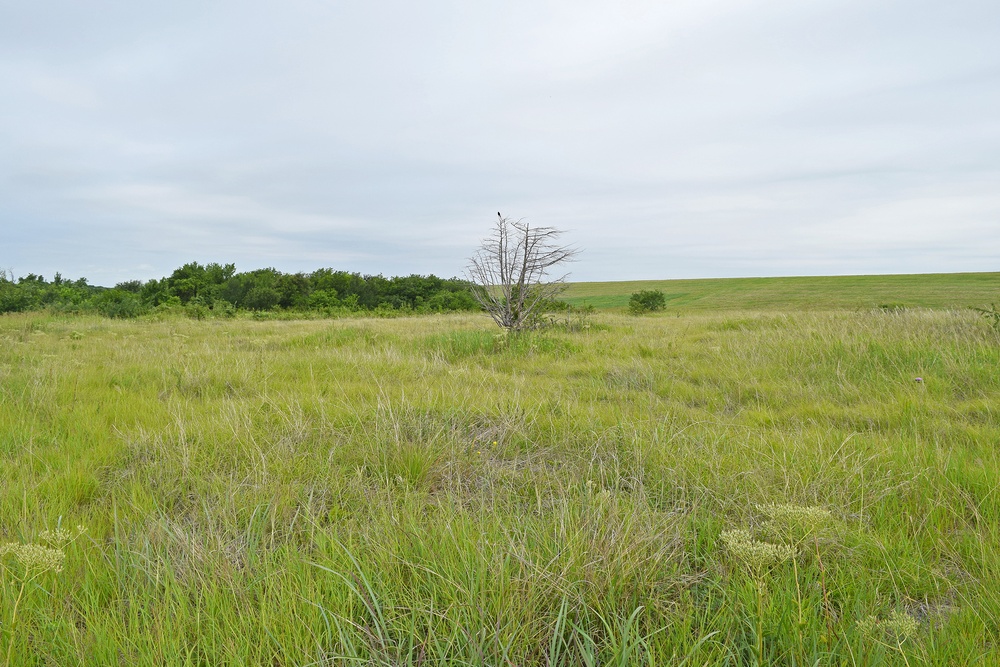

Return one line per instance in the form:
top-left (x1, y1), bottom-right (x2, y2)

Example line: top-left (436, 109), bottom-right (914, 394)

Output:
top-left (1, 285), bottom-right (999, 664)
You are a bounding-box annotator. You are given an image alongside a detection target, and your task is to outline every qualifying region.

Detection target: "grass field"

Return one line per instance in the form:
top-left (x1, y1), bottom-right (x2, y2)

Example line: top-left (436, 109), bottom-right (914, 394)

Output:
top-left (562, 272), bottom-right (1000, 311)
top-left (2, 276), bottom-right (999, 665)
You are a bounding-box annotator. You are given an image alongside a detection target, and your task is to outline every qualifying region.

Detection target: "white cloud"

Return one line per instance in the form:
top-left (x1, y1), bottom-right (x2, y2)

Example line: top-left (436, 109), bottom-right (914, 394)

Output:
top-left (76, 183), bottom-right (360, 234)
top-left (27, 74), bottom-right (101, 109)
top-left (1, 0), bottom-right (998, 283)
top-left (809, 187), bottom-right (1000, 249)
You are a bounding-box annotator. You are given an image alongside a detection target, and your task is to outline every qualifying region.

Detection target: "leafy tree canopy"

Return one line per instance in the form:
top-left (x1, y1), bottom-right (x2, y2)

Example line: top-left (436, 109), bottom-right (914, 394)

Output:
top-left (0, 263), bottom-right (479, 318)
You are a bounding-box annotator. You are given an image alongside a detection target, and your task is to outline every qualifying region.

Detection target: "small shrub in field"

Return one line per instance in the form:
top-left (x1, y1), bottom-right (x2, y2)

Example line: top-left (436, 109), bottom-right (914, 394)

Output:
top-left (974, 303), bottom-right (1000, 333)
top-left (877, 303), bottom-right (907, 313)
top-left (628, 289), bottom-right (666, 314)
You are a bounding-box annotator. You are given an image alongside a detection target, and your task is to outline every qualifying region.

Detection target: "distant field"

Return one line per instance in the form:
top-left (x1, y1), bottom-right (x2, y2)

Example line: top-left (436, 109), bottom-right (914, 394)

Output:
top-left (563, 271), bottom-right (1000, 311)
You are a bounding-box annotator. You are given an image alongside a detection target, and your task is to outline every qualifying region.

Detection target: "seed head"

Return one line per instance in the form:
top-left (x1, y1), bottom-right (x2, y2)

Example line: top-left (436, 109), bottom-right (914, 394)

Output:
top-left (720, 528), bottom-right (795, 573)
top-left (0, 542), bottom-right (66, 574)
top-left (39, 524), bottom-right (87, 548)
top-left (756, 503), bottom-right (834, 543)
top-left (858, 610), bottom-right (918, 643)
top-left (757, 503), bottom-right (831, 524)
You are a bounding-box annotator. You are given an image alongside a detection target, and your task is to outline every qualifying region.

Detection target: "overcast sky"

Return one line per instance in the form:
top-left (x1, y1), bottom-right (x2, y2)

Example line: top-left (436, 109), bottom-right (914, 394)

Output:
top-left (1, 0), bottom-right (998, 284)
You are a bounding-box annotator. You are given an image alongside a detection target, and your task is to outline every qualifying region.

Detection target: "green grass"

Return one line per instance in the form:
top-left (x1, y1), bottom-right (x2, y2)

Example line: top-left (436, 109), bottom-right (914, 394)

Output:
top-left (563, 271), bottom-right (1000, 311)
top-left (2, 296), bottom-right (999, 664)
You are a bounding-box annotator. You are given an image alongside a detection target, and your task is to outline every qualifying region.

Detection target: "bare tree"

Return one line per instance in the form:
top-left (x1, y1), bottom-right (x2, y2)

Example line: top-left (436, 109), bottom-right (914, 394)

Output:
top-left (466, 213), bottom-right (578, 331)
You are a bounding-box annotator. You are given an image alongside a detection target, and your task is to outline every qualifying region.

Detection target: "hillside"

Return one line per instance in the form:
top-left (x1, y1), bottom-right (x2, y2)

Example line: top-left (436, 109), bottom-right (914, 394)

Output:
top-left (562, 271), bottom-right (1000, 311)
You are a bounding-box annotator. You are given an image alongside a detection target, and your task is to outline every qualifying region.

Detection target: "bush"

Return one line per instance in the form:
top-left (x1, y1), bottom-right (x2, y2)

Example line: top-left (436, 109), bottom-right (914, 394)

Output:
top-left (877, 303), bottom-right (907, 313)
top-left (308, 289), bottom-right (340, 310)
top-left (628, 290), bottom-right (666, 314)
top-left (0, 282), bottom-right (34, 313)
top-left (92, 289), bottom-right (145, 319)
top-left (974, 303), bottom-right (1000, 333)
top-left (211, 299), bottom-right (237, 318)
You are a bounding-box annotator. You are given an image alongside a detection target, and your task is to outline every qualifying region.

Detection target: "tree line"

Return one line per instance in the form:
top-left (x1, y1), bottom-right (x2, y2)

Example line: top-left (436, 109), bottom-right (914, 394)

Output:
top-left (0, 263), bottom-right (479, 318)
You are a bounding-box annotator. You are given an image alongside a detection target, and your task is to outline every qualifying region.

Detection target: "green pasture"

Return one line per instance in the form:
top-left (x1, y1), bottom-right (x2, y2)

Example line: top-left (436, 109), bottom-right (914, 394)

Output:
top-left (1, 288), bottom-right (999, 664)
top-left (563, 272), bottom-right (1000, 311)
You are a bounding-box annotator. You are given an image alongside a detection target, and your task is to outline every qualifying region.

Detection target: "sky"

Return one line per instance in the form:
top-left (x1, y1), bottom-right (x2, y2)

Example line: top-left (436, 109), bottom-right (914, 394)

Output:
top-left (1, 0), bottom-right (998, 285)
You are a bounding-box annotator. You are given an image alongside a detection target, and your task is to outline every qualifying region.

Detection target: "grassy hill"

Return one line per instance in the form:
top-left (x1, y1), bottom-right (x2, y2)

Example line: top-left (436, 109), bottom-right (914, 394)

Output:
top-left (563, 271), bottom-right (1000, 311)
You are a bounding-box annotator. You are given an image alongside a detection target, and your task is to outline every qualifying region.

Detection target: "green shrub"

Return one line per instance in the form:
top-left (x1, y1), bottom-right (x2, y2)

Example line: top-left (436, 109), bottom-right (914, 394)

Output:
top-left (877, 303), bottom-right (907, 313)
top-left (211, 299), bottom-right (237, 318)
top-left (974, 303), bottom-right (1000, 333)
top-left (628, 290), bottom-right (666, 314)
top-left (92, 289), bottom-right (145, 319)
top-left (308, 288), bottom-right (340, 310)
top-left (0, 282), bottom-right (33, 313)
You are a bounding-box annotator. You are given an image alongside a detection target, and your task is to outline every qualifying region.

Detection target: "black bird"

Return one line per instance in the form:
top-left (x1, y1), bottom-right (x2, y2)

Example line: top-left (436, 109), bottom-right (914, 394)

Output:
top-left (498, 212), bottom-right (502, 219)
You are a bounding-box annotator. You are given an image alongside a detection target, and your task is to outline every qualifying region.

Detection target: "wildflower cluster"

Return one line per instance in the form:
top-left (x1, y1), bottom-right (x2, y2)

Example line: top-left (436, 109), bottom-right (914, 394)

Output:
top-left (38, 524), bottom-right (87, 548)
top-left (0, 524), bottom-right (86, 576)
top-left (858, 610), bottom-right (919, 644)
top-left (757, 503), bottom-right (832, 529)
top-left (720, 528), bottom-right (795, 573)
top-left (0, 542), bottom-right (66, 574)
top-left (757, 503), bottom-right (835, 544)
top-left (720, 524), bottom-right (798, 667)
top-left (721, 504), bottom-right (836, 573)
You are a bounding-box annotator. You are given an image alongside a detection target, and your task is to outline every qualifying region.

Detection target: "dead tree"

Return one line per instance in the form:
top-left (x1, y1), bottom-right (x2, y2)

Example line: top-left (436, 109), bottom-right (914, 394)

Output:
top-left (466, 213), bottom-right (578, 331)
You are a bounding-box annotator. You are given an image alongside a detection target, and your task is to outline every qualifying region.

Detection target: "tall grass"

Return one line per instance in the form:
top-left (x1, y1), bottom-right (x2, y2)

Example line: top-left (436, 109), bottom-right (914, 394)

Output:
top-left (1, 308), bottom-right (998, 664)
